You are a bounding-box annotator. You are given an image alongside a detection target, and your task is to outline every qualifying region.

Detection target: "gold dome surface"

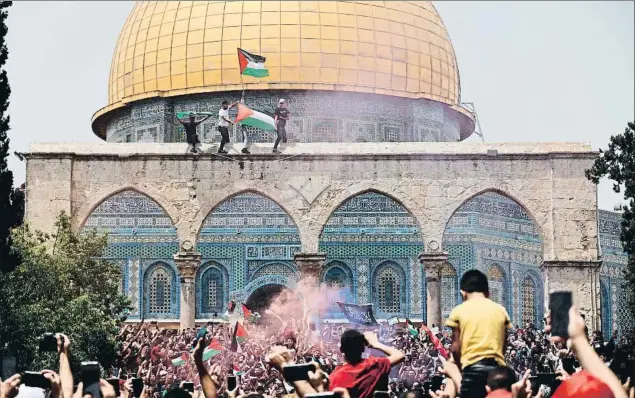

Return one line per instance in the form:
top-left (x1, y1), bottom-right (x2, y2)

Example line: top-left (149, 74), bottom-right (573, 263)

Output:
top-left (99, 1), bottom-right (462, 115)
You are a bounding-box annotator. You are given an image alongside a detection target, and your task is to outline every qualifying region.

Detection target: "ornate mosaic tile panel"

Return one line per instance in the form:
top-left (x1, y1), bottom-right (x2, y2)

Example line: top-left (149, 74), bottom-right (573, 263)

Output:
top-left (598, 210), bottom-right (632, 337)
top-left (106, 92), bottom-right (464, 143)
top-left (142, 261), bottom-right (179, 319)
top-left (199, 193), bottom-right (301, 298)
top-left (319, 192), bottom-right (423, 318)
top-left (83, 190), bottom-right (180, 320)
top-left (444, 192), bottom-right (544, 326)
top-left (440, 263), bottom-right (458, 321)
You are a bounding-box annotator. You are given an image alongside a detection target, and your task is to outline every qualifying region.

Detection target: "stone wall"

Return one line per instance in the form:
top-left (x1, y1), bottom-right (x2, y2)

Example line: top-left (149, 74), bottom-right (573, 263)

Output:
top-left (24, 141), bottom-right (605, 327)
top-left (26, 142), bottom-right (599, 261)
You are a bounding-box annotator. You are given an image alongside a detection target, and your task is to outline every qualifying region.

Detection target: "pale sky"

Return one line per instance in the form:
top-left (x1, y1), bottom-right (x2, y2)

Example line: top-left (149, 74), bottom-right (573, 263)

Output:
top-left (5, 1), bottom-right (634, 210)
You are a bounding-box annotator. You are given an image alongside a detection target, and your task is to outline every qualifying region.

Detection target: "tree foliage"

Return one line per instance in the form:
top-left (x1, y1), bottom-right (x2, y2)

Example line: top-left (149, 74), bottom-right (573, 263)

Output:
top-left (586, 121), bottom-right (635, 321)
top-left (0, 1), bottom-right (20, 273)
top-left (0, 213), bottom-right (130, 374)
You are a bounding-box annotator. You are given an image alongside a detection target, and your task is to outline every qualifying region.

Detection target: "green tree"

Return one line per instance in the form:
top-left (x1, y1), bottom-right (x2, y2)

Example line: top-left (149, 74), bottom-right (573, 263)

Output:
top-left (0, 1), bottom-right (20, 273)
top-left (586, 121), bottom-right (635, 322)
top-left (0, 213), bottom-right (130, 374)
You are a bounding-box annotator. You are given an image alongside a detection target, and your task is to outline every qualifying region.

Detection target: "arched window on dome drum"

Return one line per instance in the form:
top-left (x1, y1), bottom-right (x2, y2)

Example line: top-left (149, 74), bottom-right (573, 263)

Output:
top-left (201, 267), bottom-right (225, 315)
top-left (521, 276), bottom-right (536, 327)
top-left (441, 263), bottom-right (458, 321)
top-left (374, 265), bottom-right (404, 314)
top-left (147, 265), bottom-right (172, 316)
top-left (487, 265), bottom-right (506, 308)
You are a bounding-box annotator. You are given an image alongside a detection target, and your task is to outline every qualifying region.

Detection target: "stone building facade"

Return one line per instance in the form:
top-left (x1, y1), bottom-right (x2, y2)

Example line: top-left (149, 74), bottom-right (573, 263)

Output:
top-left (24, 141), bottom-right (633, 334)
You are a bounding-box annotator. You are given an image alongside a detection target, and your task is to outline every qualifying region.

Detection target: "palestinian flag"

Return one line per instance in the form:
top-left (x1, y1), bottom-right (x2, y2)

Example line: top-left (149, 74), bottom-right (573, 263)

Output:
top-left (230, 322), bottom-right (249, 352)
top-left (421, 324), bottom-right (449, 359)
top-left (171, 352), bottom-right (189, 367)
top-left (222, 300), bottom-right (237, 320)
top-left (242, 303), bottom-right (252, 319)
top-left (406, 318), bottom-right (419, 337)
top-left (234, 103), bottom-right (276, 132)
top-left (202, 338), bottom-right (224, 361)
top-left (237, 48), bottom-right (269, 77)
top-left (232, 364), bottom-right (244, 376)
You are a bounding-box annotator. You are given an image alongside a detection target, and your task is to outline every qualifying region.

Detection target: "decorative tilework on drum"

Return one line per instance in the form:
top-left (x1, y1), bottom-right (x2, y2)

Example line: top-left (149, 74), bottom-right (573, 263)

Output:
top-left (82, 190), bottom-right (180, 320)
top-left (322, 262), bottom-right (355, 317)
top-left (521, 276), bottom-right (537, 327)
top-left (105, 91), bottom-right (464, 144)
top-left (444, 192), bottom-right (544, 326)
top-left (319, 192), bottom-right (424, 319)
top-left (198, 193), bottom-right (301, 298)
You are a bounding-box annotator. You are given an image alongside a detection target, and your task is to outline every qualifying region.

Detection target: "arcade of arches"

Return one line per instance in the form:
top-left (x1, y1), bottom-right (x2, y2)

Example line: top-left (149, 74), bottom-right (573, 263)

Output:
top-left (82, 188), bottom-right (633, 337)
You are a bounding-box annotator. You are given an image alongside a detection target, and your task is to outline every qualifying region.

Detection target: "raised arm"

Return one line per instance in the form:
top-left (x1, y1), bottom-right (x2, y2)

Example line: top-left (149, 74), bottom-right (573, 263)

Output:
top-left (193, 338), bottom-right (217, 398)
top-left (57, 333), bottom-right (73, 398)
top-left (363, 332), bottom-right (405, 365)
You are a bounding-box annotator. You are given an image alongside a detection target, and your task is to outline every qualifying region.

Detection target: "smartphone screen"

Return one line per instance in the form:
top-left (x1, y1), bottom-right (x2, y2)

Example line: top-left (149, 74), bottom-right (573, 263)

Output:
top-left (227, 375), bottom-right (237, 391)
top-left (550, 291), bottom-right (572, 338)
top-left (107, 378), bottom-right (120, 397)
top-left (282, 363), bottom-right (317, 382)
top-left (22, 372), bottom-right (51, 389)
top-left (81, 362), bottom-right (102, 398)
top-left (182, 382), bottom-right (194, 392)
top-left (132, 378), bottom-right (144, 398)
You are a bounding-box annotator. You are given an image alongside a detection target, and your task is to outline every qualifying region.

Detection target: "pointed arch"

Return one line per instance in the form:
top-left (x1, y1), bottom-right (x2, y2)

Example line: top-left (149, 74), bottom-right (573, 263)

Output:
top-left (443, 190), bottom-right (544, 325)
top-left (197, 261), bottom-right (230, 318)
top-left (198, 192), bottom-right (301, 296)
top-left (143, 262), bottom-right (178, 319)
top-left (81, 189), bottom-right (179, 320)
top-left (319, 191), bottom-right (423, 318)
top-left (322, 261), bottom-right (355, 312)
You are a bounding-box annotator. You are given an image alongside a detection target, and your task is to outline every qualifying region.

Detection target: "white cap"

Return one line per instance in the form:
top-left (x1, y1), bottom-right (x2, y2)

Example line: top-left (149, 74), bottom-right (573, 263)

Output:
top-left (278, 98), bottom-right (286, 104)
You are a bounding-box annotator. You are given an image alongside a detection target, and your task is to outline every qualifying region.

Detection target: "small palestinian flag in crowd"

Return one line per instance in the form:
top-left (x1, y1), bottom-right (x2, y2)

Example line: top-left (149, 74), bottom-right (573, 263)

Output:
top-left (171, 352), bottom-right (189, 367)
top-left (421, 324), bottom-right (449, 359)
top-left (232, 364), bottom-right (244, 376)
top-left (202, 338), bottom-right (224, 361)
top-left (234, 103), bottom-right (276, 132)
top-left (230, 322), bottom-right (249, 352)
top-left (237, 48), bottom-right (269, 77)
top-left (222, 300), bottom-right (237, 320)
top-left (242, 303), bottom-right (252, 319)
top-left (406, 318), bottom-right (419, 337)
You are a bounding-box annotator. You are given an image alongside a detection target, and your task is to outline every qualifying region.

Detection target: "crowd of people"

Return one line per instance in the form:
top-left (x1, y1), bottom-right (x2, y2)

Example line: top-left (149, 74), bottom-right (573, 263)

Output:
top-left (2, 270), bottom-right (634, 398)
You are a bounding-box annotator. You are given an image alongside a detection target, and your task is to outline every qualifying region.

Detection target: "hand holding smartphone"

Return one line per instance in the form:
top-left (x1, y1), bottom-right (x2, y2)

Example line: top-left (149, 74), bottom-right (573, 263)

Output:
top-left (549, 291), bottom-right (572, 338)
top-left (21, 372), bottom-right (51, 389)
top-left (282, 363), bottom-right (317, 382)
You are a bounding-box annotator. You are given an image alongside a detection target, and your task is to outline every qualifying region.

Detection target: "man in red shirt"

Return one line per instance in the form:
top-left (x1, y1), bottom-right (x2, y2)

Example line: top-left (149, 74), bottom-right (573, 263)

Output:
top-left (329, 329), bottom-right (405, 398)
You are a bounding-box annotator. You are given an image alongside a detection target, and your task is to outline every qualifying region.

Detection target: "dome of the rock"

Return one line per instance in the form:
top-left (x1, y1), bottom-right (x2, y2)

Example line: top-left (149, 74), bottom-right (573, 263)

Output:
top-left (92, 1), bottom-right (475, 143)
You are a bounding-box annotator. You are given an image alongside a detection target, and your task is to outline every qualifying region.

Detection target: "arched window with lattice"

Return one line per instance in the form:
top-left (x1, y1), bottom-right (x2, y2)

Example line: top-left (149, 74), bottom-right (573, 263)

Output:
top-left (373, 264), bottom-right (404, 314)
top-left (521, 276), bottom-right (536, 327)
top-left (145, 264), bottom-right (174, 317)
top-left (487, 265), bottom-right (506, 307)
top-left (201, 265), bottom-right (226, 316)
top-left (441, 263), bottom-right (458, 321)
top-left (323, 264), bottom-right (354, 313)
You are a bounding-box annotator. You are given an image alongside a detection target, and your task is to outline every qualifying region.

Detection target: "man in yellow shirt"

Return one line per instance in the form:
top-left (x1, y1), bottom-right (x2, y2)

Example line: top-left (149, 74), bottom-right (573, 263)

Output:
top-left (446, 269), bottom-right (511, 398)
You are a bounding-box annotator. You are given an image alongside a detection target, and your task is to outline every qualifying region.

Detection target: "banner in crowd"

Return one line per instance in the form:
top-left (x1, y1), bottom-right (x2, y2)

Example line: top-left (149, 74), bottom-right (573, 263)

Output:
top-left (336, 302), bottom-right (378, 326)
top-left (421, 324), bottom-right (449, 359)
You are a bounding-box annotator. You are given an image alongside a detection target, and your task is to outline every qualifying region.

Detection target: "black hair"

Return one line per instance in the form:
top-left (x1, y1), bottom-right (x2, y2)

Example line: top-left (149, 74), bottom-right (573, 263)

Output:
top-left (165, 388), bottom-right (192, 398)
top-left (460, 269), bottom-right (489, 294)
top-left (340, 329), bottom-right (365, 364)
top-left (486, 366), bottom-right (516, 392)
top-left (222, 100), bottom-right (229, 105)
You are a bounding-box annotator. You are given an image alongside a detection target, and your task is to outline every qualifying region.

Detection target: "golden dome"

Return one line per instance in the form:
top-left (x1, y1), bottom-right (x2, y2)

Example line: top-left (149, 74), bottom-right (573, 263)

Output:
top-left (94, 1), bottom-right (470, 137)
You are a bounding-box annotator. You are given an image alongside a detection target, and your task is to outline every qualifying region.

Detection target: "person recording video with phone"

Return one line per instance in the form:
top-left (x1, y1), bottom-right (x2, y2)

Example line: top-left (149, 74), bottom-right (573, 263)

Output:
top-left (328, 330), bottom-right (404, 398)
